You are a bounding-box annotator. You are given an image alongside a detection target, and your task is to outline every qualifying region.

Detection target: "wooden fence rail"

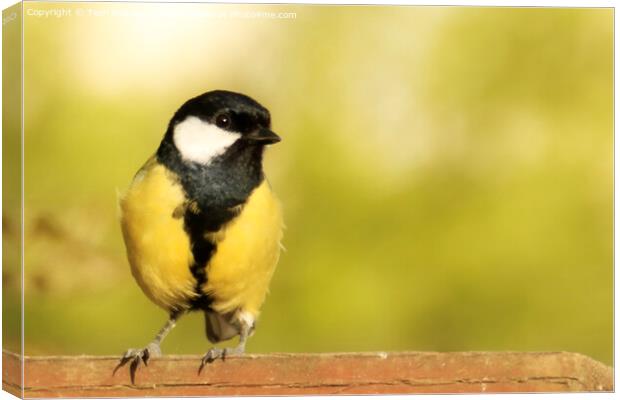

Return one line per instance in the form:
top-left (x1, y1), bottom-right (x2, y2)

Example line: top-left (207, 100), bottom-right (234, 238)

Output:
top-left (2, 350), bottom-right (613, 397)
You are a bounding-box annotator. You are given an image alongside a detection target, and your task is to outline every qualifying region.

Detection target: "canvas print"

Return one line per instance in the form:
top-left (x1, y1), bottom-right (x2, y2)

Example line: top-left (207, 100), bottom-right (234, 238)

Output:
top-left (2, 2), bottom-right (613, 397)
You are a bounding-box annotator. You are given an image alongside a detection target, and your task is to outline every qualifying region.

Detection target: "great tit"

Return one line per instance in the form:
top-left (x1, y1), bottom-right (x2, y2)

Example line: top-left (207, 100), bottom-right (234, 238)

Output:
top-left (118, 90), bottom-right (283, 375)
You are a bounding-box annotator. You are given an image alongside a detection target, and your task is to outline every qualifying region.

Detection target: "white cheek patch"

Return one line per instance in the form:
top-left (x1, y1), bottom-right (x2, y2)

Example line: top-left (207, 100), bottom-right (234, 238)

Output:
top-left (173, 116), bottom-right (241, 164)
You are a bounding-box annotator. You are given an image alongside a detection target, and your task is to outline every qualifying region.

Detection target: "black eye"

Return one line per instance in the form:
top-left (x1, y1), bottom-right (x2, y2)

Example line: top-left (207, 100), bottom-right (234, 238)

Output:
top-left (215, 113), bottom-right (231, 129)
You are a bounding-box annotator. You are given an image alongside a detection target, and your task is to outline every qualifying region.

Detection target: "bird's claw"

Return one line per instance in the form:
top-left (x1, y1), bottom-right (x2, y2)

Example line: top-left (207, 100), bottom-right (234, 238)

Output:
top-left (199, 347), bottom-right (227, 372)
top-left (198, 346), bottom-right (244, 374)
top-left (114, 343), bottom-right (161, 384)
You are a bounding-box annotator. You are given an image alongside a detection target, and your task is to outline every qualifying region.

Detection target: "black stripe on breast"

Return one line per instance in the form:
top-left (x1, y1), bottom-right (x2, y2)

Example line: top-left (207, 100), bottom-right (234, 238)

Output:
top-left (183, 205), bottom-right (242, 310)
top-left (157, 135), bottom-right (265, 311)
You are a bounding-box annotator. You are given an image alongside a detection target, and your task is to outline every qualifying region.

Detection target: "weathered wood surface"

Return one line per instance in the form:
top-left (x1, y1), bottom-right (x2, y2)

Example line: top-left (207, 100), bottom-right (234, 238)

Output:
top-left (2, 350), bottom-right (613, 397)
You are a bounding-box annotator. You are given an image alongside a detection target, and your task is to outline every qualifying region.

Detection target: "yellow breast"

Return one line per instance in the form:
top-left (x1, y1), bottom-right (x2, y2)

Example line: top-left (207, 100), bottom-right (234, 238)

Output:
top-left (119, 157), bottom-right (197, 311)
top-left (120, 157), bottom-right (283, 317)
top-left (202, 180), bottom-right (284, 318)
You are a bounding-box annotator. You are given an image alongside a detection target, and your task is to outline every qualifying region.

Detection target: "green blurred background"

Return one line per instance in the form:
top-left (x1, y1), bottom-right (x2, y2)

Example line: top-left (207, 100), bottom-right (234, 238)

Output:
top-left (3, 3), bottom-right (612, 364)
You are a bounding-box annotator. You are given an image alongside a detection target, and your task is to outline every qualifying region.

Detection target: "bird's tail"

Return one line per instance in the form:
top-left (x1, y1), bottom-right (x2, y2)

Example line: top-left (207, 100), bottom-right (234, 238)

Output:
top-left (204, 311), bottom-right (239, 343)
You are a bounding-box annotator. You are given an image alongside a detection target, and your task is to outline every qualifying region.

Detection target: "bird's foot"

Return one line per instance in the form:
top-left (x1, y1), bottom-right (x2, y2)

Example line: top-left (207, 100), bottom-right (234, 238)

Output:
top-left (198, 346), bottom-right (244, 373)
top-left (114, 342), bottom-right (161, 384)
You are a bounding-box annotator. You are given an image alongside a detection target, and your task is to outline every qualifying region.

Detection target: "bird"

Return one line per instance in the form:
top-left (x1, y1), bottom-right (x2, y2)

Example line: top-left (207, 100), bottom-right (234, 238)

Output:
top-left (117, 90), bottom-right (283, 376)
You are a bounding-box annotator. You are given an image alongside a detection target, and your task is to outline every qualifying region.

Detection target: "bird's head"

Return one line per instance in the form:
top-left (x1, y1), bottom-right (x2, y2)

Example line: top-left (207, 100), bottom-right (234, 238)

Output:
top-left (165, 90), bottom-right (281, 165)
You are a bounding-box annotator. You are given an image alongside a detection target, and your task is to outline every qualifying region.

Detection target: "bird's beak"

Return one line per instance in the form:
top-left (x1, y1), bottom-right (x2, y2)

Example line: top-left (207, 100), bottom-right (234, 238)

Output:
top-left (246, 128), bottom-right (281, 144)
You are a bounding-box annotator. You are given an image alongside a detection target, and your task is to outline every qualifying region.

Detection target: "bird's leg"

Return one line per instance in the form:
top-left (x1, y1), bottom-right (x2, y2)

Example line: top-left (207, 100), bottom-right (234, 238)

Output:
top-left (122, 313), bottom-right (180, 363)
top-left (200, 318), bottom-right (252, 369)
top-left (116, 311), bottom-right (183, 382)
